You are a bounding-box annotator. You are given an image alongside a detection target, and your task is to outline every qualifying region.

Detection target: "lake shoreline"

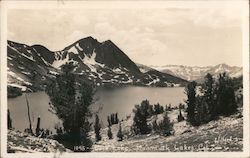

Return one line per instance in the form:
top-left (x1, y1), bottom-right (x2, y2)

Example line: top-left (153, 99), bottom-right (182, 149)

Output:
top-left (8, 86), bottom-right (186, 133)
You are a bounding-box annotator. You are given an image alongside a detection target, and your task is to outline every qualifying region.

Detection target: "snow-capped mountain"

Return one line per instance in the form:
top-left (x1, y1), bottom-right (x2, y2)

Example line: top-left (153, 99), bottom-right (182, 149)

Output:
top-left (151, 64), bottom-right (242, 82)
top-left (7, 37), bottom-right (188, 92)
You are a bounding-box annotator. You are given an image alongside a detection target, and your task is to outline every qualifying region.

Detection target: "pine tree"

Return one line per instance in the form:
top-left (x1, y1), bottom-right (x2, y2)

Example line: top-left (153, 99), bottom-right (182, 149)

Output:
top-left (177, 107), bottom-right (184, 122)
top-left (115, 112), bottom-right (118, 124)
top-left (185, 81), bottom-right (197, 124)
top-left (216, 73), bottom-right (237, 116)
top-left (160, 106), bottom-right (164, 114)
top-left (46, 62), bottom-right (93, 151)
top-left (107, 125), bottom-right (113, 139)
top-left (195, 96), bottom-right (206, 125)
top-left (117, 123), bottom-right (123, 141)
top-left (7, 109), bottom-right (12, 129)
top-left (202, 73), bottom-right (216, 120)
top-left (158, 112), bottom-right (173, 136)
top-left (111, 114), bottom-right (114, 125)
top-left (185, 81), bottom-right (197, 125)
top-left (107, 116), bottom-right (111, 127)
top-left (154, 103), bottom-right (161, 114)
top-left (94, 114), bottom-right (102, 142)
top-left (132, 100), bottom-right (151, 135)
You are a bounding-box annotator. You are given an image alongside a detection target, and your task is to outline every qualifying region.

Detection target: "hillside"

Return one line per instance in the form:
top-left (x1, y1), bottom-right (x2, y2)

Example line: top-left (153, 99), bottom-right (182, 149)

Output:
top-left (8, 108), bottom-right (242, 152)
top-left (7, 37), bottom-right (188, 95)
top-left (91, 109), bottom-right (243, 152)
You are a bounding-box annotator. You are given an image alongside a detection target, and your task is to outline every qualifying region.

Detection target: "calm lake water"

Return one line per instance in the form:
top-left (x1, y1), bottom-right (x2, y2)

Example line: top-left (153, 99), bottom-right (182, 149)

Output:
top-left (8, 87), bottom-right (186, 132)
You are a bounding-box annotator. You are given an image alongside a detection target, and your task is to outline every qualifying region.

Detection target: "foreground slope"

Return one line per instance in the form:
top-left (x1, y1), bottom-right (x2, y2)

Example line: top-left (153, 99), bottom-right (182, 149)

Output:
top-left (7, 130), bottom-right (70, 153)
top-left (92, 109), bottom-right (243, 152)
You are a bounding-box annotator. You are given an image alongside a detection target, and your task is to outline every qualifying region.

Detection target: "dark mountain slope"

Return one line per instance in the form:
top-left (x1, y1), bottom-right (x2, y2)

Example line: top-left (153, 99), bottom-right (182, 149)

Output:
top-left (7, 37), bottom-right (188, 93)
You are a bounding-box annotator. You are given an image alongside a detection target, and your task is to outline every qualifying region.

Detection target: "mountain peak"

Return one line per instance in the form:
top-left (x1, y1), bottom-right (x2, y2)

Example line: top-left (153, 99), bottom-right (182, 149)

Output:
top-left (77, 36), bottom-right (99, 44)
top-left (83, 36), bottom-right (95, 40)
top-left (102, 39), bottom-right (113, 44)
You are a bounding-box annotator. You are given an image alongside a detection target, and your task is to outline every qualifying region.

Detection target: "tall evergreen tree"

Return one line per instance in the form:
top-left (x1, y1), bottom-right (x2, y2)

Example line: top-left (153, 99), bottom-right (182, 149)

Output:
top-left (185, 81), bottom-right (197, 125)
top-left (194, 96), bottom-right (209, 125)
top-left (216, 73), bottom-right (237, 116)
top-left (111, 114), bottom-right (114, 124)
top-left (46, 62), bottom-right (93, 151)
top-left (115, 112), bottom-right (119, 124)
top-left (107, 116), bottom-right (111, 127)
top-left (202, 73), bottom-right (216, 120)
top-left (94, 114), bottom-right (102, 141)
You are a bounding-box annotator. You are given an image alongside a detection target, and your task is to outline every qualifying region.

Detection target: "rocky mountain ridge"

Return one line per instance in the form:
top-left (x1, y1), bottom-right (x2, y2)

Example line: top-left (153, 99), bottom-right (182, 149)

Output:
top-left (7, 37), bottom-right (188, 93)
top-left (150, 64), bottom-right (242, 82)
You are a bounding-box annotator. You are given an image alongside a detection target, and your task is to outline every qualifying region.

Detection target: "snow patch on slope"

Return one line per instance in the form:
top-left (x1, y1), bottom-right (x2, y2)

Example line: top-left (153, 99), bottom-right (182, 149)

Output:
top-left (52, 53), bottom-right (69, 68)
top-left (68, 46), bottom-right (79, 54)
top-left (8, 84), bottom-right (27, 91)
top-left (76, 43), bottom-right (83, 51)
top-left (80, 50), bottom-right (105, 73)
top-left (9, 46), bottom-right (35, 62)
top-left (146, 77), bottom-right (160, 86)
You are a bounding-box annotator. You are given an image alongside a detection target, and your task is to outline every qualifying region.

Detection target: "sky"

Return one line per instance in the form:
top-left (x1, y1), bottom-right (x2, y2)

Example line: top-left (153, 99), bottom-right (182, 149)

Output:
top-left (7, 7), bottom-right (243, 67)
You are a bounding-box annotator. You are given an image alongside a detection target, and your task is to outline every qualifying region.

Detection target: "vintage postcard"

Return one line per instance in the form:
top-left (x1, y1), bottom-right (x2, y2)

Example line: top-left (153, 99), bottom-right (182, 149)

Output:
top-left (0, 0), bottom-right (249, 158)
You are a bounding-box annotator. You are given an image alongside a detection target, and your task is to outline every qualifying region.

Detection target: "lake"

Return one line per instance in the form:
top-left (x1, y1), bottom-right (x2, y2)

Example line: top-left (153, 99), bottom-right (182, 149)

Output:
top-left (8, 86), bottom-right (186, 133)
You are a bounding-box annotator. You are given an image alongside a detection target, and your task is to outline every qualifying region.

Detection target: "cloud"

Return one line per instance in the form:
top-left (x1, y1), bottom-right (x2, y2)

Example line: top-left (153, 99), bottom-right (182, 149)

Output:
top-left (7, 7), bottom-right (243, 66)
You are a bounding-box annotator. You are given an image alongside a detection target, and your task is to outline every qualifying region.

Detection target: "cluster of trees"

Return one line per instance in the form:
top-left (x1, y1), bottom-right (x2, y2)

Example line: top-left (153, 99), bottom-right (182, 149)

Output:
top-left (185, 73), bottom-right (238, 126)
top-left (46, 62), bottom-right (93, 151)
top-left (106, 112), bottom-right (123, 141)
top-left (107, 113), bottom-right (119, 126)
top-left (94, 114), bottom-right (124, 141)
top-left (106, 123), bottom-right (123, 141)
top-left (132, 100), bottom-right (173, 136)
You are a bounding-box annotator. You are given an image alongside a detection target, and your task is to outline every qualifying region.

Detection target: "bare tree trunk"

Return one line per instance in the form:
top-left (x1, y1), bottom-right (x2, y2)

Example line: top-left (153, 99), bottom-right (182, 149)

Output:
top-left (25, 94), bottom-right (33, 135)
top-left (36, 117), bottom-right (41, 136)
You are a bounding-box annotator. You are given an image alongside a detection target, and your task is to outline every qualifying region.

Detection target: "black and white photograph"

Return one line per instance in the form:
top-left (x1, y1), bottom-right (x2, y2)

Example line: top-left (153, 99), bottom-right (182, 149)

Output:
top-left (0, 0), bottom-right (249, 157)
